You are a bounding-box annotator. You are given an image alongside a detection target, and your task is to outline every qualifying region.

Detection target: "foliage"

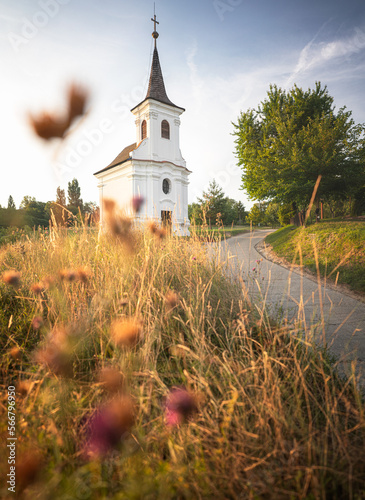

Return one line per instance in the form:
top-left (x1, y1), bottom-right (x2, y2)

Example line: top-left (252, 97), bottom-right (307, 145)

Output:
top-left (7, 195), bottom-right (16, 210)
top-left (67, 177), bottom-right (83, 212)
top-left (233, 82), bottom-right (365, 210)
top-left (0, 227), bottom-right (364, 498)
top-left (247, 204), bottom-right (264, 225)
top-left (191, 180), bottom-right (247, 226)
top-left (1, 180), bottom-right (98, 231)
top-left (266, 220), bottom-right (365, 293)
top-left (277, 203), bottom-right (296, 226)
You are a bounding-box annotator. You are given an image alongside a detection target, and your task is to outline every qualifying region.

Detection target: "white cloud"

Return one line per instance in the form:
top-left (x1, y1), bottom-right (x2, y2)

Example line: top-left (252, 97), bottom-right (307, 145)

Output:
top-left (287, 25), bottom-right (365, 85)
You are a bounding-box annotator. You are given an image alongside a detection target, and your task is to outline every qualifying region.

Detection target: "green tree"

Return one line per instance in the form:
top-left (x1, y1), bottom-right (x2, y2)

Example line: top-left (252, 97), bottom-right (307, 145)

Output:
top-left (7, 196), bottom-right (16, 210)
top-left (247, 204), bottom-right (264, 226)
top-left (67, 178), bottom-right (83, 213)
top-left (23, 201), bottom-right (49, 227)
top-left (233, 82), bottom-right (365, 213)
top-left (197, 179), bottom-right (226, 227)
top-left (19, 196), bottom-right (36, 209)
top-left (235, 201), bottom-right (246, 224)
top-left (52, 187), bottom-right (67, 226)
top-left (264, 202), bottom-right (279, 228)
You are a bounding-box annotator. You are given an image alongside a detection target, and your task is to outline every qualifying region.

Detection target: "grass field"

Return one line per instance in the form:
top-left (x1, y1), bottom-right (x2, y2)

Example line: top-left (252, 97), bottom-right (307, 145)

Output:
top-left (1, 219), bottom-right (365, 499)
top-left (265, 220), bottom-right (365, 295)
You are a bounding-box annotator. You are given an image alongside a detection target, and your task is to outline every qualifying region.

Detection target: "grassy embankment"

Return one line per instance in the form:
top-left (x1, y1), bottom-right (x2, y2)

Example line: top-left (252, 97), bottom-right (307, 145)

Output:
top-left (0, 219), bottom-right (365, 499)
top-left (189, 224), bottom-right (274, 240)
top-left (265, 220), bottom-right (365, 295)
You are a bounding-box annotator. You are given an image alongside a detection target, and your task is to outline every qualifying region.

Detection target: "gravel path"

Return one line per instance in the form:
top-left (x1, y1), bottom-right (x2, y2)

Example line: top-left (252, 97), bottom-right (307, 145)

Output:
top-left (215, 230), bottom-right (365, 387)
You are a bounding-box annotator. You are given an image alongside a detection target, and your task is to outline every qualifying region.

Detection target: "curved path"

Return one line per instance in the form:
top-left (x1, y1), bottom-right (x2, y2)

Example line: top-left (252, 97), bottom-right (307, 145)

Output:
top-left (215, 230), bottom-right (365, 386)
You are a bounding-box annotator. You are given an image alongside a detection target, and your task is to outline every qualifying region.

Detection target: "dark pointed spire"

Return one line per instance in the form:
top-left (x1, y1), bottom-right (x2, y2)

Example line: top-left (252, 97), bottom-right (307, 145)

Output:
top-left (145, 47), bottom-right (176, 107)
top-left (131, 11), bottom-right (184, 112)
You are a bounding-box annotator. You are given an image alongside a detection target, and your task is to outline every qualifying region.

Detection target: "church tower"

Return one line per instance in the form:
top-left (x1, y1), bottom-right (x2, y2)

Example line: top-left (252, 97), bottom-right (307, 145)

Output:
top-left (94, 14), bottom-right (190, 235)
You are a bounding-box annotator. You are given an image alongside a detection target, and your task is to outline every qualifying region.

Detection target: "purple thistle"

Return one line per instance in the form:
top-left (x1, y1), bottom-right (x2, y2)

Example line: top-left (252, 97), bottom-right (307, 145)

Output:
top-left (165, 387), bottom-right (197, 426)
top-left (131, 195), bottom-right (144, 213)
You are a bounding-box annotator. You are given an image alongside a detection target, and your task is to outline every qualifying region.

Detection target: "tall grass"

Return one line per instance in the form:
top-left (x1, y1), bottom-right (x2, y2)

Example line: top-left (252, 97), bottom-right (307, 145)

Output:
top-left (1, 225), bottom-right (365, 499)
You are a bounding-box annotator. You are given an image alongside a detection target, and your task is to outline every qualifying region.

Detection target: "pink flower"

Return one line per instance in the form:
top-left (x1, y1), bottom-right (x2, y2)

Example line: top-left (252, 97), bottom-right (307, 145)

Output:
top-left (165, 387), bottom-right (198, 426)
top-left (131, 195), bottom-right (144, 213)
top-left (82, 396), bottom-right (135, 459)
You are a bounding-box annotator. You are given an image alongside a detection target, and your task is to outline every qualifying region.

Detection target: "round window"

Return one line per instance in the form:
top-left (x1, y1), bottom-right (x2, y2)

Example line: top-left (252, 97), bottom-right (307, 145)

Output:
top-left (162, 178), bottom-right (171, 195)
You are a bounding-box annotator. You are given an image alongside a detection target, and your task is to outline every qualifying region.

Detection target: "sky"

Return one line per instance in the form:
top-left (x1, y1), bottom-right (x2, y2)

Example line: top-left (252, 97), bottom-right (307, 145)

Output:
top-left (1, 0), bottom-right (365, 210)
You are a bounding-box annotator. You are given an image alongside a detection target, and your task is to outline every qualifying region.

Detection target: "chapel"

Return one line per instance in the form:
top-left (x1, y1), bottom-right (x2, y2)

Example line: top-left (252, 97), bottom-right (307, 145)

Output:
top-left (94, 14), bottom-right (191, 235)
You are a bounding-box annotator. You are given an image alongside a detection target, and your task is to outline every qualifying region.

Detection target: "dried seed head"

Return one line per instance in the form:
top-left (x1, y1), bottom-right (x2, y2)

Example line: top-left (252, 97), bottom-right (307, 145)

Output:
top-left (110, 318), bottom-right (142, 348)
top-left (30, 281), bottom-right (45, 295)
top-left (68, 83), bottom-right (89, 121)
top-left (2, 270), bottom-right (21, 287)
top-left (17, 450), bottom-right (42, 491)
top-left (76, 267), bottom-right (91, 283)
top-left (16, 380), bottom-right (32, 397)
top-left (35, 343), bottom-right (72, 377)
top-left (29, 111), bottom-right (69, 140)
top-left (59, 269), bottom-right (77, 282)
top-left (103, 198), bottom-right (116, 215)
top-left (165, 290), bottom-right (179, 312)
top-left (9, 346), bottom-right (21, 360)
top-left (98, 367), bottom-right (125, 394)
top-left (148, 221), bottom-right (158, 234)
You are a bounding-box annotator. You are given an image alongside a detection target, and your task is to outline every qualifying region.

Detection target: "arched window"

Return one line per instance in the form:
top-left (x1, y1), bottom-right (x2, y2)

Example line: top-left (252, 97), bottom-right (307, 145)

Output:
top-left (141, 120), bottom-right (147, 140)
top-left (161, 120), bottom-right (170, 139)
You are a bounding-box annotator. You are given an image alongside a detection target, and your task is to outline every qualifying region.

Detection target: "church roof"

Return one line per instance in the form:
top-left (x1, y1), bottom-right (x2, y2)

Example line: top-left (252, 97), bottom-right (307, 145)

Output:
top-left (131, 47), bottom-right (184, 112)
top-left (94, 143), bottom-right (136, 175)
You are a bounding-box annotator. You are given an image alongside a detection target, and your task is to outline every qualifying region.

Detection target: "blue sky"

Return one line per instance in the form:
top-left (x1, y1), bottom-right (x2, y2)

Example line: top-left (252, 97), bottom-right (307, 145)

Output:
top-left (1, 0), bottom-right (365, 210)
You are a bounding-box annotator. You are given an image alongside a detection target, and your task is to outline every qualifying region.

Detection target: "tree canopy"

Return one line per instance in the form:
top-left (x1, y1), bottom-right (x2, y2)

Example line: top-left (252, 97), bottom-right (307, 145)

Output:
top-left (233, 82), bottom-right (365, 210)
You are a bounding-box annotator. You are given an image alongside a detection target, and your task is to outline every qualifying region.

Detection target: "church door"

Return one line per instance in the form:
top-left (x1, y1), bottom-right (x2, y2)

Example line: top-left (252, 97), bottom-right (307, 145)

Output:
top-left (161, 210), bottom-right (172, 231)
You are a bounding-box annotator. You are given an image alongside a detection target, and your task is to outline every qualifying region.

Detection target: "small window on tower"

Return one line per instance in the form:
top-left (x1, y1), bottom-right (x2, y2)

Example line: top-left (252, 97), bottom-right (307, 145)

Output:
top-left (162, 178), bottom-right (171, 195)
top-left (161, 120), bottom-right (170, 139)
top-left (141, 120), bottom-right (147, 140)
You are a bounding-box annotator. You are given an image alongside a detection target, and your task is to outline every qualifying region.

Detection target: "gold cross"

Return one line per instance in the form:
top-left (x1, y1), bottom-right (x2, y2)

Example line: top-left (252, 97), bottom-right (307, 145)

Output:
top-left (151, 14), bottom-right (159, 32)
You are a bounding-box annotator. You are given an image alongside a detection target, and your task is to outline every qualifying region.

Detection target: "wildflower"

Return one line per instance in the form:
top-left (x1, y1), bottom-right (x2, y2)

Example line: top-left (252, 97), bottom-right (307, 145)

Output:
top-left (68, 83), bottom-right (89, 121)
top-left (76, 267), bottom-right (91, 283)
top-left (16, 380), bottom-right (32, 396)
top-left (148, 221), bottom-right (158, 234)
top-left (29, 112), bottom-right (69, 140)
top-left (110, 318), bottom-right (142, 348)
top-left (98, 367), bottom-right (125, 394)
top-left (82, 396), bottom-right (135, 459)
top-left (165, 387), bottom-right (198, 426)
top-left (131, 195), bottom-right (144, 213)
top-left (252, 267), bottom-right (256, 272)
top-left (35, 328), bottom-right (73, 377)
top-left (9, 346), bottom-right (21, 360)
top-left (2, 270), bottom-right (21, 287)
top-left (17, 450), bottom-right (42, 492)
top-left (31, 316), bottom-right (43, 330)
top-left (30, 281), bottom-right (45, 295)
top-left (103, 199), bottom-right (116, 214)
top-left (29, 83), bottom-right (89, 141)
top-left (165, 290), bottom-right (179, 312)
top-left (59, 269), bottom-right (77, 282)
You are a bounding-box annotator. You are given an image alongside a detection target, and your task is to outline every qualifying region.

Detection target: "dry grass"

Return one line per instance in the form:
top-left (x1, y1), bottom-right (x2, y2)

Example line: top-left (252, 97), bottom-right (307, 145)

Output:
top-left (0, 222), bottom-right (364, 499)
